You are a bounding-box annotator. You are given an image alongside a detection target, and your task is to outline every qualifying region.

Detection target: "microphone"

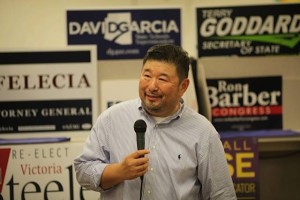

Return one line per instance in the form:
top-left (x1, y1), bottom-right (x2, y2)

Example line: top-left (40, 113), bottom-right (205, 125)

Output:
top-left (134, 119), bottom-right (147, 150)
top-left (133, 119), bottom-right (147, 200)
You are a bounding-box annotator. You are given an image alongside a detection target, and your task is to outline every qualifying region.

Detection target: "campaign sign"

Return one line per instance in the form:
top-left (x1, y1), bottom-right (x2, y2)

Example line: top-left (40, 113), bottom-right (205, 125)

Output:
top-left (67, 8), bottom-right (181, 60)
top-left (207, 76), bottom-right (282, 131)
top-left (0, 100), bottom-right (92, 133)
top-left (0, 47), bottom-right (98, 134)
top-left (222, 137), bottom-right (259, 199)
top-left (0, 143), bottom-right (99, 200)
top-left (197, 4), bottom-right (300, 57)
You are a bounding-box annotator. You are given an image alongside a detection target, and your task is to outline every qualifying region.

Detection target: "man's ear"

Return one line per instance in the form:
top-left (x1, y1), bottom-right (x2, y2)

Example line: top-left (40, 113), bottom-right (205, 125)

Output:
top-left (180, 78), bottom-right (190, 95)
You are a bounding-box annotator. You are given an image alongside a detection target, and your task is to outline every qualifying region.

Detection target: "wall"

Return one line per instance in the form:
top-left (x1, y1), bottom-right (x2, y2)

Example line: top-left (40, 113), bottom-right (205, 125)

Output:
top-left (0, 0), bottom-right (271, 56)
top-left (1, 0), bottom-right (299, 200)
top-left (2, 1), bottom-right (299, 129)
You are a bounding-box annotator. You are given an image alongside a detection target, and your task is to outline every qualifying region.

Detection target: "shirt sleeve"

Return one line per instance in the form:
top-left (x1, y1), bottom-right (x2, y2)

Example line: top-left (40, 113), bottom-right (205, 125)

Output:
top-left (74, 114), bottom-right (111, 192)
top-left (197, 126), bottom-right (237, 200)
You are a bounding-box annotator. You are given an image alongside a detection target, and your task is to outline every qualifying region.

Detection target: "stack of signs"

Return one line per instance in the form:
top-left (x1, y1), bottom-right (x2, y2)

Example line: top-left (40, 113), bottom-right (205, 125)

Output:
top-left (206, 76), bottom-right (282, 132)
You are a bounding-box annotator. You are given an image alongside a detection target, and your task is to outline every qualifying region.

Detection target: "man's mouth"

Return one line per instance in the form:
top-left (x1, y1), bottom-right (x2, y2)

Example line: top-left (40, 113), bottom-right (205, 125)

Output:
top-left (146, 93), bottom-right (161, 101)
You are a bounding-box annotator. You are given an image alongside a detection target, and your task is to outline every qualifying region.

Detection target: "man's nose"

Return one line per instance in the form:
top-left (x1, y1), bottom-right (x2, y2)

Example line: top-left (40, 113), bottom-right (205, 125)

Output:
top-left (148, 78), bottom-right (158, 91)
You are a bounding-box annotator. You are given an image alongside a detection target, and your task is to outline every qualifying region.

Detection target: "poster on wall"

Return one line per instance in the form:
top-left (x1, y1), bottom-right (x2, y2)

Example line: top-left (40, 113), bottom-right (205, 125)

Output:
top-left (67, 8), bottom-right (181, 60)
top-left (0, 47), bottom-right (98, 134)
top-left (206, 76), bottom-right (282, 132)
top-left (0, 143), bottom-right (99, 200)
top-left (197, 3), bottom-right (300, 57)
top-left (221, 137), bottom-right (259, 200)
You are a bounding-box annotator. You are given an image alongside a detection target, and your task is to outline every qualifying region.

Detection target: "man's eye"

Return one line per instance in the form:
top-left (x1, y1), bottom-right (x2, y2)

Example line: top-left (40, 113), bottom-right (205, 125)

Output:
top-left (159, 78), bottom-right (167, 82)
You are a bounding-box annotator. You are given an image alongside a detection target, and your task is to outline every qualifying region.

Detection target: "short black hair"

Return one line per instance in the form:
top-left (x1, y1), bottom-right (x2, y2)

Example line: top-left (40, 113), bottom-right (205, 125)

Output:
top-left (143, 44), bottom-right (190, 82)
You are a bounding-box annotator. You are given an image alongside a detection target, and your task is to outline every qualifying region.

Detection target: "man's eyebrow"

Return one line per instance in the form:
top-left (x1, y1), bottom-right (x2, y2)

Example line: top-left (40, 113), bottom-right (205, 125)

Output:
top-left (142, 68), bottom-right (170, 77)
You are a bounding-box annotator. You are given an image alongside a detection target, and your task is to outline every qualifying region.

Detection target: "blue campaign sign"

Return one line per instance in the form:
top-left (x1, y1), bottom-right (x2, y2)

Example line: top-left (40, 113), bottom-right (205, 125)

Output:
top-left (197, 3), bottom-right (300, 57)
top-left (206, 76), bottom-right (283, 132)
top-left (67, 8), bottom-right (181, 60)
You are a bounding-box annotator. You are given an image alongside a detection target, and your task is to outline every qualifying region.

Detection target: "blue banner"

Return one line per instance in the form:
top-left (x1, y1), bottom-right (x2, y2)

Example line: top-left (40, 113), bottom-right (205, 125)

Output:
top-left (67, 9), bottom-right (181, 60)
top-left (0, 100), bottom-right (92, 133)
top-left (197, 4), bottom-right (300, 57)
top-left (207, 76), bottom-right (282, 132)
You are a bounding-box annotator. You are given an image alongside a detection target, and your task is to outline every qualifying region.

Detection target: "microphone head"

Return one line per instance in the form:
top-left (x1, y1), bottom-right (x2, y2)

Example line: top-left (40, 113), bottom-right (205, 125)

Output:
top-left (134, 119), bottom-right (147, 150)
top-left (134, 119), bottom-right (147, 133)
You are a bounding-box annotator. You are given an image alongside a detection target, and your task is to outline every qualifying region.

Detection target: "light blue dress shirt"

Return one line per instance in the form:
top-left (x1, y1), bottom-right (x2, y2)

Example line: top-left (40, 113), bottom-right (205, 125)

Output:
top-left (74, 98), bottom-right (237, 200)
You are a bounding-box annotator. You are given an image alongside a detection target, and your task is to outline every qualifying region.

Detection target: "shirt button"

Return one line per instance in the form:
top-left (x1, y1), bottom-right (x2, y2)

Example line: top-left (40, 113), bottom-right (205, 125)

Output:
top-left (152, 145), bottom-right (156, 149)
top-left (150, 167), bottom-right (154, 171)
top-left (147, 190), bottom-right (151, 194)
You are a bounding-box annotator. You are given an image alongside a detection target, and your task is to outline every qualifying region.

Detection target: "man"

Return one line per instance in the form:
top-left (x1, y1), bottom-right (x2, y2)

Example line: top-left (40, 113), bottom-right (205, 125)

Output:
top-left (74, 44), bottom-right (237, 200)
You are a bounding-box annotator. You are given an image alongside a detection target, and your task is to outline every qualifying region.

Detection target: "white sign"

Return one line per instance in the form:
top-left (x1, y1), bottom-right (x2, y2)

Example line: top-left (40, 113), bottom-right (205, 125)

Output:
top-left (0, 46), bottom-right (98, 136)
top-left (0, 142), bottom-right (99, 200)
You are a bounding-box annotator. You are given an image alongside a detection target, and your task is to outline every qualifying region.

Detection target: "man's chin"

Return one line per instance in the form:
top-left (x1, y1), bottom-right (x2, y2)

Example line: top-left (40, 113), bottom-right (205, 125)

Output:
top-left (145, 103), bottom-right (161, 112)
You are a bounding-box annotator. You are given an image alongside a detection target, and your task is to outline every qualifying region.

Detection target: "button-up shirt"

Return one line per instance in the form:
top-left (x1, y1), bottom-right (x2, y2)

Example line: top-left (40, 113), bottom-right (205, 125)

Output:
top-left (74, 98), bottom-right (236, 200)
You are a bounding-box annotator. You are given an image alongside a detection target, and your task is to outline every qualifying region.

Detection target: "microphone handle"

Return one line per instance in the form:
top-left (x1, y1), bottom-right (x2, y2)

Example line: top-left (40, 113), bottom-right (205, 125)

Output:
top-left (137, 132), bottom-right (145, 150)
top-left (137, 133), bottom-right (145, 200)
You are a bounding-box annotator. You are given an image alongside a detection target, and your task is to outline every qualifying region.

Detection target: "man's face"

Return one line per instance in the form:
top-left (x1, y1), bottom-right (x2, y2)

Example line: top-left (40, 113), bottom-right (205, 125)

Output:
top-left (139, 60), bottom-right (189, 117)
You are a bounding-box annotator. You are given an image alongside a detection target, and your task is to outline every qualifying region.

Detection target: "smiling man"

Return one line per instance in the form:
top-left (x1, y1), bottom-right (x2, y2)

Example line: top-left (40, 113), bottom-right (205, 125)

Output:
top-left (74, 44), bottom-right (236, 200)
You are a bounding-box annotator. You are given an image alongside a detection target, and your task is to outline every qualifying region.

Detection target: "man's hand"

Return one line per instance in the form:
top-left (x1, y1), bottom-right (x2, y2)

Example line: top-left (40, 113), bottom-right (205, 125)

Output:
top-left (119, 149), bottom-right (150, 180)
top-left (100, 149), bottom-right (150, 189)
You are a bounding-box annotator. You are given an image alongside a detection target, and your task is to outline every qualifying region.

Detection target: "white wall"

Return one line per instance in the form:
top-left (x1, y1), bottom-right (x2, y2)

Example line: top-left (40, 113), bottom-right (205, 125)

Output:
top-left (0, 0), bottom-right (300, 130)
top-left (0, 0), bottom-right (274, 56)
